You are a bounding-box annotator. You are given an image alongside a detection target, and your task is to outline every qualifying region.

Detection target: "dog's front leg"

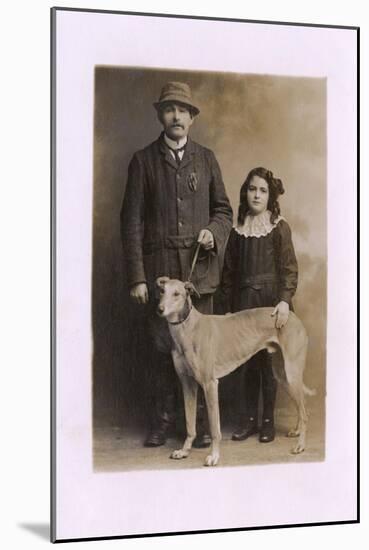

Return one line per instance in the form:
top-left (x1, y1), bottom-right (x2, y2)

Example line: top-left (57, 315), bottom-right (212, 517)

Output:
top-left (171, 373), bottom-right (198, 460)
top-left (202, 379), bottom-right (221, 467)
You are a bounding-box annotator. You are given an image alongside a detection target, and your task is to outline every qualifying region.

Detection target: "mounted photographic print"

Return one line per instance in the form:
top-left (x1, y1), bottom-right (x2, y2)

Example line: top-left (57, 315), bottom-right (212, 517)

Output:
top-left (51, 7), bottom-right (359, 543)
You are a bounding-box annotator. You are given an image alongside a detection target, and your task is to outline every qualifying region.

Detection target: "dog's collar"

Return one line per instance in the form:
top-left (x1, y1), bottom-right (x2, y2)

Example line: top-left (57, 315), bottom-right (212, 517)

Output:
top-left (168, 305), bottom-right (193, 325)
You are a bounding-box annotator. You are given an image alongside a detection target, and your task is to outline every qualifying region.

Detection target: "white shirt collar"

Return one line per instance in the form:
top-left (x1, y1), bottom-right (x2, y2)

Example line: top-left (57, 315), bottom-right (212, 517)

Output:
top-left (164, 133), bottom-right (188, 150)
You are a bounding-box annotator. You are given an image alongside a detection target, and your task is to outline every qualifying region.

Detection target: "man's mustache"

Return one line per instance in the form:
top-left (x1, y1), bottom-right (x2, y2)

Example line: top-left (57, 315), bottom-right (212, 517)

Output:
top-left (170, 123), bottom-right (184, 129)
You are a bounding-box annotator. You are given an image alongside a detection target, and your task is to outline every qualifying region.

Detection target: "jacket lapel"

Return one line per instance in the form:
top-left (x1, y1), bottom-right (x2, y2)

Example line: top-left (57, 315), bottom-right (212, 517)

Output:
top-left (159, 135), bottom-right (178, 170)
top-left (179, 137), bottom-right (195, 171)
top-left (158, 133), bottom-right (196, 171)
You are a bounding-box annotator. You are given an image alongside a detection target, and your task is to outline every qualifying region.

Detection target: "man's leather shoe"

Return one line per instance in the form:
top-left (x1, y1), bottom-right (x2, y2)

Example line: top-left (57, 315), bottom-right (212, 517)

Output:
top-left (144, 423), bottom-right (173, 447)
top-left (259, 418), bottom-right (275, 443)
top-left (232, 417), bottom-right (258, 441)
top-left (193, 433), bottom-right (212, 448)
top-left (144, 430), bottom-right (167, 447)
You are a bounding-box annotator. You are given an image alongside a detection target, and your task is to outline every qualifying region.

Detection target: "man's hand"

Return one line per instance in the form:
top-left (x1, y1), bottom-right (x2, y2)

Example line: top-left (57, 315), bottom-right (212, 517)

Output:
top-left (130, 283), bottom-right (149, 304)
top-left (197, 229), bottom-right (214, 250)
top-left (271, 301), bottom-right (290, 329)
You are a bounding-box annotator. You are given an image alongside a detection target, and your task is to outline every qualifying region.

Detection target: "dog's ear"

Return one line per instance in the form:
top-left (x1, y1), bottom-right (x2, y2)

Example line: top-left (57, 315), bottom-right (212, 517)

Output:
top-left (156, 276), bottom-right (170, 288)
top-left (184, 281), bottom-right (200, 298)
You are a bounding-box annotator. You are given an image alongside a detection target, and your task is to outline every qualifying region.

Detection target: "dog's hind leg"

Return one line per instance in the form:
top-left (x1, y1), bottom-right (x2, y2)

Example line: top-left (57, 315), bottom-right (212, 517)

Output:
top-left (171, 373), bottom-right (198, 460)
top-left (202, 379), bottom-right (221, 467)
top-left (287, 388), bottom-right (308, 454)
top-left (279, 329), bottom-right (309, 454)
top-left (283, 363), bottom-right (308, 454)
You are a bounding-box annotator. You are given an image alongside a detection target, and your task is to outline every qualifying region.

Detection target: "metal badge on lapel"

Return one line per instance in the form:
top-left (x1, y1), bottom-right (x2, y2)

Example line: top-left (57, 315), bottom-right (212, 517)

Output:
top-left (187, 172), bottom-right (198, 192)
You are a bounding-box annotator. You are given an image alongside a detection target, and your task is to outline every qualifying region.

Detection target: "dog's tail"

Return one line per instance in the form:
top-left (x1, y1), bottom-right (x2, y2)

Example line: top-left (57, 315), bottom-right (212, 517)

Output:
top-left (303, 384), bottom-right (316, 397)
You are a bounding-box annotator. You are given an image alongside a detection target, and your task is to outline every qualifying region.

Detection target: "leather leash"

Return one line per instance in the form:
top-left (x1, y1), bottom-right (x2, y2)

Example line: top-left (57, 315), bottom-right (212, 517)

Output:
top-left (188, 242), bottom-right (201, 283)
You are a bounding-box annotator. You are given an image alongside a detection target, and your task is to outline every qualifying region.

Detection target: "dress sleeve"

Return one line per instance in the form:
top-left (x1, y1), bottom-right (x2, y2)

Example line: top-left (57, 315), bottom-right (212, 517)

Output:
top-left (275, 220), bottom-right (298, 305)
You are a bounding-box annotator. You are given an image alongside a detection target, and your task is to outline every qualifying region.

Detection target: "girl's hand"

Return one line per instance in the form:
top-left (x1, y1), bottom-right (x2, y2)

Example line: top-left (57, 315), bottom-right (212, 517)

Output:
top-left (271, 301), bottom-right (290, 329)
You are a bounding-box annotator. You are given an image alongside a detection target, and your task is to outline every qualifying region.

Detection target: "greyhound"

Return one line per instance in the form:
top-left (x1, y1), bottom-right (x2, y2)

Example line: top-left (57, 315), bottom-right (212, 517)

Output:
top-left (156, 276), bottom-right (314, 467)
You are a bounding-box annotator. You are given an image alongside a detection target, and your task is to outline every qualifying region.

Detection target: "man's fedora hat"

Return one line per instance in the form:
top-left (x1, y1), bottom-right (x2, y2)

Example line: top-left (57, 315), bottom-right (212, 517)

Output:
top-left (153, 82), bottom-right (200, 115)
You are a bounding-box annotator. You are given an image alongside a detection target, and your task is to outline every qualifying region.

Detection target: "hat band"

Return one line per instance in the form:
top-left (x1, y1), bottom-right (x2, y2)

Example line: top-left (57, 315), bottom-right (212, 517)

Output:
top-left (155, 95), bottom-right (199, 114)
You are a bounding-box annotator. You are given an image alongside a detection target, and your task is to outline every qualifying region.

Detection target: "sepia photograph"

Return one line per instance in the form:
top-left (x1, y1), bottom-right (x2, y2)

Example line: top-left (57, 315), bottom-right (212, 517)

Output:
top-left (92, 68), bottom-right (326, 472)
top-left (51, 6), bottom-right (358, 542)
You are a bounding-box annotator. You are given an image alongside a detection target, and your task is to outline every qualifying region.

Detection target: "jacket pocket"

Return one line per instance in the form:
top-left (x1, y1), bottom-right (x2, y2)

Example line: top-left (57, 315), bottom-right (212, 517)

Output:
top-left (240, 282), bottom-right (263, 290)
top-left (192, 250), bottom-right (220, 291)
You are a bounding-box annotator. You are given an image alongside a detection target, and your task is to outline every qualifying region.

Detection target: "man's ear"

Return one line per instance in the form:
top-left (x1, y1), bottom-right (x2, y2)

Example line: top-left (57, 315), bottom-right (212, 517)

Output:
top-left (156, 276), bottom-right (170, 288)
top-left (184, 281), bottom-right (200, 298)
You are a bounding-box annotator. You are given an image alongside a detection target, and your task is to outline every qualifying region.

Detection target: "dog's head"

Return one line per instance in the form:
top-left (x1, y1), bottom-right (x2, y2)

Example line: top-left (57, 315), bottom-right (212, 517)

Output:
top-left (155, 277), bottom-right (197, 322)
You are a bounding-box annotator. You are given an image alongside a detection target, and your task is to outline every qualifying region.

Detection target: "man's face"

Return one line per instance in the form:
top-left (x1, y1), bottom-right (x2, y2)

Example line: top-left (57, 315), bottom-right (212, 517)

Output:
top-left (159, 102), bottom-right (194, 141)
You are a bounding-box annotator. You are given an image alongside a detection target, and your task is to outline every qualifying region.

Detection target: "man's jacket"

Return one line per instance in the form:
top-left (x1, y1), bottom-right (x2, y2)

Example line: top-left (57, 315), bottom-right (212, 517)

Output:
top-left (121, 133), bottom-right (233, 294)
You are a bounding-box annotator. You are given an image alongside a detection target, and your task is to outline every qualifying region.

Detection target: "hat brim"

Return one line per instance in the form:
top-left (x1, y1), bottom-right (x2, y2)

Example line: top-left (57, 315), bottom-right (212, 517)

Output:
top-left (153, 98), bottom-right (200, 116)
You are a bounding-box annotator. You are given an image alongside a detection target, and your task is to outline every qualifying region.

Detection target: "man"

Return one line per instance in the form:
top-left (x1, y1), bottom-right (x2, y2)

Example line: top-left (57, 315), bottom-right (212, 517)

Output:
top-left (121, 81), bottom-right (233, 447)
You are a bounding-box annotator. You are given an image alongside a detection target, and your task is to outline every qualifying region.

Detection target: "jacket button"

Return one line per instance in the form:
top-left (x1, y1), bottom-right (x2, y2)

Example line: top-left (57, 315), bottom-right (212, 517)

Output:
top-left (176, 173), bottom-right (181, 180)
top-left (178, 221), bottom-right (183, 228)
top-left (177, 197), bottom-right (182, 202)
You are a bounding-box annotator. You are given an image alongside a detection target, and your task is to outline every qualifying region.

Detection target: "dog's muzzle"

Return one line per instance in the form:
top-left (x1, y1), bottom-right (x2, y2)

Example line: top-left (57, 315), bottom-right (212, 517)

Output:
top-left (156, 304), bottom-right (165, 317)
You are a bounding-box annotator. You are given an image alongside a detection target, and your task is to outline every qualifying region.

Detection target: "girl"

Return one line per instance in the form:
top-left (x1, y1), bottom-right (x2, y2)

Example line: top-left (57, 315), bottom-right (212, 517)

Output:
top-left (221, 167), bottom-right (298, 443)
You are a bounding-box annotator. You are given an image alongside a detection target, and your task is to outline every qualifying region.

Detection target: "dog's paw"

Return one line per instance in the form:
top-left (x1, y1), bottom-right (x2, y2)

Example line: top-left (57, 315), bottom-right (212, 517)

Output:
top-left (170, 449), bottom-right (189, 460)
top-left (204, 453), bottom-right (219, 467)
top-left (287, 429), bottom-right (300, 438)
top-left (291, 443), bottom-right (305, 454)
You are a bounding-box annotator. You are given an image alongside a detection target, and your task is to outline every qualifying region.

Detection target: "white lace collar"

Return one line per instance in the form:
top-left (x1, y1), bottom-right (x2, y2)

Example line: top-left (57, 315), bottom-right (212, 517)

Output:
top-left (235, 210), bottom-right (285, 238)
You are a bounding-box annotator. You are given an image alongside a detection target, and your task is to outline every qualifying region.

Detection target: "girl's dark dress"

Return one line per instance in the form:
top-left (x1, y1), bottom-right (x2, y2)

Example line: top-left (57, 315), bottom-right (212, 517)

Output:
top-left (221, 213), bottom-right (298, 426)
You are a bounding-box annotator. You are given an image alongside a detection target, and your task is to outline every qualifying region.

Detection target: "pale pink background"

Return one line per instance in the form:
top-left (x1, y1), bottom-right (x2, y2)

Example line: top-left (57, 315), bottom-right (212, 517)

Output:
top-left (55, 10), bottom-right (357, 540)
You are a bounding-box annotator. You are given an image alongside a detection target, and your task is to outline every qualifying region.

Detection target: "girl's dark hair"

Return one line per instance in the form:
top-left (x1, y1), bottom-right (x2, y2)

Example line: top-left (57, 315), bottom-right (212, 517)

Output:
top-left (237, 167), bottom-right (285, 225)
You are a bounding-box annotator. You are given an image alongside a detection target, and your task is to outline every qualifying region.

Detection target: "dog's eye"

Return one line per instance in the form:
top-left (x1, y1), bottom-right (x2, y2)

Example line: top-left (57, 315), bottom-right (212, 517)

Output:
top-left (159, 288), bottom-right (165, 294)
top-left (174, 291), bottom-right (180, 297)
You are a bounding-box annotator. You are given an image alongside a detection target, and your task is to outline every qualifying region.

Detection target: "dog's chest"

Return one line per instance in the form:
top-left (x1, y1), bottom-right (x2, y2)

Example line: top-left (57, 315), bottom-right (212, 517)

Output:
top-left (173, 356), bottom-right (194, 377)
top-left (169, 320), bottom-right (204, 378)
top-left (171, 339), bottom-right (200, 378)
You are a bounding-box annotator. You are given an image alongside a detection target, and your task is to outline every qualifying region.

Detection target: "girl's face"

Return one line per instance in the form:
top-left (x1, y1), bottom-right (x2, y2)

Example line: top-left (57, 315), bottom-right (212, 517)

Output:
top-left (246, 175), bottom-right (269, 215)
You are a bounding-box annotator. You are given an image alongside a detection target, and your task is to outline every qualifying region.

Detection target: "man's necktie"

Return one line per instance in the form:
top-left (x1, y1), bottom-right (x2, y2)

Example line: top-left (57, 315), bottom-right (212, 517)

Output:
top-left (168, 145), bottom-right (186, 166)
